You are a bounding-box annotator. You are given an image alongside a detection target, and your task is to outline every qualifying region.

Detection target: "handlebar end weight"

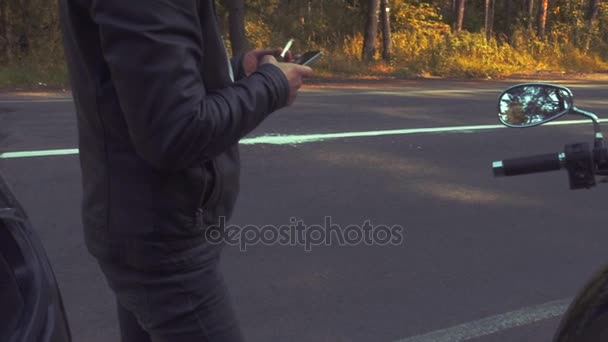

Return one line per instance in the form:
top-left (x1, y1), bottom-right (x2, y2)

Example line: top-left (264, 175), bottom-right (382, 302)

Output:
top-left (493, 161), bottom-right (506, 177)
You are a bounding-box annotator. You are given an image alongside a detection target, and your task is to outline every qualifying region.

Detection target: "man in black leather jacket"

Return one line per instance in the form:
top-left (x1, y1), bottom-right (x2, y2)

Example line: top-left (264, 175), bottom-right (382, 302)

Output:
top-left (59, 0), bottom-right (313, 341)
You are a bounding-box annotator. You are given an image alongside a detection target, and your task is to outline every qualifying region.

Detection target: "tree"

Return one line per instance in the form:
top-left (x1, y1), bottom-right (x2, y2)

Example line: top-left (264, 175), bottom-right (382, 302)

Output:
top-left (0, 0), bottom-right (10, 62)
top-left (380, 0), bottom-right (392, 61)
top-left (583, 0), bottom-right (601, 51)
top-left (537, 0), bottom-right (548, 38)
top-left (362, 0), bottom-right (379, 61)
top-left (453, 0), bottom-right (465, 32)
top-left (527, 0), bottom-right (535, 31)
top-left (223, 0), bottom-right (248, 56)
top-left (484, 0), bottom-right (495, 41)
top-left (495, 0), bottom-right (520, 37)
top-left (588, 0), bottom-right (600, 23)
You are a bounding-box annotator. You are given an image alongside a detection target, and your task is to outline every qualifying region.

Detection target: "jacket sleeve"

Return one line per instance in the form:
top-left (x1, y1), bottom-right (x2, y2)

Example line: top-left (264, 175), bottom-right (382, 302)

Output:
top-left (91, 0), bottom-right (289, 172)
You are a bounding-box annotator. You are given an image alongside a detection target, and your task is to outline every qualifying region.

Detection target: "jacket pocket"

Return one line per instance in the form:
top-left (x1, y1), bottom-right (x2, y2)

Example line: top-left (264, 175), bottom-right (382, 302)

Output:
top-left (197, 160), bottom-right (217, 209)
top-left (194, 159), bottom-right (223, 228)
top-left (206, 159), bottom-right (223, 208)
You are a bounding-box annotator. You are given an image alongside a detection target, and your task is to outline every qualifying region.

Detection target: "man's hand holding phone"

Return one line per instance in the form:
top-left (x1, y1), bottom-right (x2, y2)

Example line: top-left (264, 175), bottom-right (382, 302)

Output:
top-left (295, 50), bottom-right (324, 66)
top-left (242, 39), bottom-right (301, 77)
top-left (243, 39), bottom-right (318, 105)
top-left (261, 55), bottom-right (313, 106)
top-left (242, 37), bottom-right (322, 75)
top-left (280, 39), bottom-right (324, 66)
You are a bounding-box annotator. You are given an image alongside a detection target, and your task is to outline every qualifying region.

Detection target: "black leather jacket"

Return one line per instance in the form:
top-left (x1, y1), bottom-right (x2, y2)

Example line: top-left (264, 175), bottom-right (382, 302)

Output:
top-left (59, 0), bottom-right (289, 267)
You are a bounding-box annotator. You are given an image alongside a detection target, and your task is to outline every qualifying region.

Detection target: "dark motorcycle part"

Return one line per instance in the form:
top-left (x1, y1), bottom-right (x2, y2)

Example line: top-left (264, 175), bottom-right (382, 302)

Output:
top-left (565, 143), bottom-right (596, 189)
top-left (0, 171), bottom-right (72, 342)
top-left (553, 265), bottom-right (608, 342)
top-left (592, 143), bottom-right (608, 176)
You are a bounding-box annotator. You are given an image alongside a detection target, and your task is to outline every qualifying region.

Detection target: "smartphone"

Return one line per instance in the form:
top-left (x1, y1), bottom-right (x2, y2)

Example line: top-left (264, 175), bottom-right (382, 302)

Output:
top-left (296, 50), bottom-right (323, 66)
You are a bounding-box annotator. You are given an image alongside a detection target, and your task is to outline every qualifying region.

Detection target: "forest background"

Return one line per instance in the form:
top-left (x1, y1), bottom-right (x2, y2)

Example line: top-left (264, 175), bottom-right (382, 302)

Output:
top-left (0, 0), bottom-right (606, 88)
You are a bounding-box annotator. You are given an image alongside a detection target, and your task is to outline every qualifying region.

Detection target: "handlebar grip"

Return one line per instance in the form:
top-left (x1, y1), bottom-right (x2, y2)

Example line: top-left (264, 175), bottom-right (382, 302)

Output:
top-left (493, 153), bottom-right (563, 177)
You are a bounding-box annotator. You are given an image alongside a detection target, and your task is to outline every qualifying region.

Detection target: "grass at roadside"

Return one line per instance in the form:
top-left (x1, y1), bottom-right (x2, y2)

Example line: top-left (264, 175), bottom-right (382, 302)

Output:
top-left (0, 63), bottom-right (69, 90)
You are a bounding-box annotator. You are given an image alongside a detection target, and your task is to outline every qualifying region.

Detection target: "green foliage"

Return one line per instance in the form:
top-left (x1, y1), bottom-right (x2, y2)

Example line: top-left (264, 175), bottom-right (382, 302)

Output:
top-left (218, 0), bottom-right (367, 54)
top-left (330, 0), bottom-right (608, 78)
top-left (0, 62), bottom-right (68, 89)
top-left (391, 1), bottom-right (450, 33)
top-left (232, 0), bottom-right (608, 79)
top-left (0, 0), bottom-right (66, 87)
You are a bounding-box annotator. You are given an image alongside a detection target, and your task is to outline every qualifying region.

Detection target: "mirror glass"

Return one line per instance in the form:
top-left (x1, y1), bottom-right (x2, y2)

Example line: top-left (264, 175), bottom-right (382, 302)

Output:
top-left (498, 84), bottom-right (573, 127)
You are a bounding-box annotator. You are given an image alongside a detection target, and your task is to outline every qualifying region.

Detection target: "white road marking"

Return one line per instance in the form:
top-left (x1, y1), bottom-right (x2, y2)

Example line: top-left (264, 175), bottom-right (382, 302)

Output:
top-left (393, 298), bottom-right (570, 342)
top-left (2, 119), bottom-right (606, 159)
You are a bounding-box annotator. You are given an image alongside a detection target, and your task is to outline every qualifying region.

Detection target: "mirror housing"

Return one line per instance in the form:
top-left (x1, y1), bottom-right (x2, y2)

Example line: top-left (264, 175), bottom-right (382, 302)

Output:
top-left (498, 83), bottom-right (574, 128)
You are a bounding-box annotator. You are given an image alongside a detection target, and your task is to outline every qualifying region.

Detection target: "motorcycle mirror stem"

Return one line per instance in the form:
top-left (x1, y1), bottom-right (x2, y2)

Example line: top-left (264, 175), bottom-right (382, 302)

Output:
top-left (570, 106), bottom-right (608, 175)
top-left (572, 107), bottom-right (602, 139)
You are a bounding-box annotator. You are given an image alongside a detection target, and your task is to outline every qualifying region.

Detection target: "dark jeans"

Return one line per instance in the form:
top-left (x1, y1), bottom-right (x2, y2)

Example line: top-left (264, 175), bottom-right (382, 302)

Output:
top-left (96, 244), bottom-right (244, 342)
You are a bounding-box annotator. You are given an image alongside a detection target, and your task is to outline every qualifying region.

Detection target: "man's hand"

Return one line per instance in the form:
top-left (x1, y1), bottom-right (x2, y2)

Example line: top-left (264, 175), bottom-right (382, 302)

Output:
top-left (242, 48), bottom-right (296, 77)
top-left (260, 55), bottom-right (313, 106)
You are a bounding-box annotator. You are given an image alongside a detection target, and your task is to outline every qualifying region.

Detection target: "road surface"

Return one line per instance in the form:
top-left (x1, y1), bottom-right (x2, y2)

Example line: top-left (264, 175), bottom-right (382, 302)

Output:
top-left (1, 78), bottom-right (608, 341)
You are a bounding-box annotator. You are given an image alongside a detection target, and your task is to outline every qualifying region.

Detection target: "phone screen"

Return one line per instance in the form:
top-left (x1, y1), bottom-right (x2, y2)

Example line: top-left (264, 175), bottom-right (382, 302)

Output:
top-left (297, 51), bottom-right (323, 66)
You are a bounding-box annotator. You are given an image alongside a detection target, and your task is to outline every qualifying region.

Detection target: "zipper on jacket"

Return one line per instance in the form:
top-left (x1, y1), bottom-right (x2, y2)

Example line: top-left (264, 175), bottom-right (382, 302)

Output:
top-left (198, 162), bottom-right (212, 208)
top-left (195, 159), bottom-right (221, 227)
top-left (209, 159), bottom-right (223, 206)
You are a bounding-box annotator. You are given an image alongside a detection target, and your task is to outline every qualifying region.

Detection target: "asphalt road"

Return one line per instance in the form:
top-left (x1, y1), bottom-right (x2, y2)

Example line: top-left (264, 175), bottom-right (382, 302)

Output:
top-left (2, 78), bottom-right (608, 342)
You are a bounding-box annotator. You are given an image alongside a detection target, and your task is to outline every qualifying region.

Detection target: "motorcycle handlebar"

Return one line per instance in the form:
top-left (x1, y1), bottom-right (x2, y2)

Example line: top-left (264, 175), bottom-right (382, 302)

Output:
top-left (493, 153), bottom-right (565, 177)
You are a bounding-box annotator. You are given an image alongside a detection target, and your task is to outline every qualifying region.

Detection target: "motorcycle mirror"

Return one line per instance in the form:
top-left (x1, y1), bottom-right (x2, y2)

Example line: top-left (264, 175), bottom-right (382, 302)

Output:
top-left (498, 83), bottom-right (574, 128)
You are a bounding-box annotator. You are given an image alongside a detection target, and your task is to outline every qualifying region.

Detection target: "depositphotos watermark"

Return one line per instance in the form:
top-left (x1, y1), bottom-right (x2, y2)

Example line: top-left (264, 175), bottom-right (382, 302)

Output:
top-left (204, 216), bottom-right (405, 251)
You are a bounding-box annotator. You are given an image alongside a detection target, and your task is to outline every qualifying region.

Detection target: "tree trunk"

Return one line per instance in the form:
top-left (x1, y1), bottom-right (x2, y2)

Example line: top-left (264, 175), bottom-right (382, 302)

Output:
top-left (583, 0), bottom-right (601, 51)
top-left (362, 0), bottom-right (379, 61)
top-left (0, 1), bottom-right (5, 61)
top-left (0, 0), bottom-right (11, 62)
top-left (224, 0), bottom-right (248, 56)
top-left (453, 0), bottom-right (465, 32)
top-left (528, 0), bottom-right (535, 31)
top-left (502, 0), bottom-right (512, 36)
top-left (18, 0), bottom-right (31, 55)
top-left (380, 0), bottom-right (391, 61)
top-left (588, 0), bottom-right (600, 23)
top-left (537, 0), bottom-right (548, 38)
top-left (449, 0), bottom-right (456, 26)
top-left (490, 0), bottom-right (496, 36)
top-left (484, 0), bottom-right (495, 41)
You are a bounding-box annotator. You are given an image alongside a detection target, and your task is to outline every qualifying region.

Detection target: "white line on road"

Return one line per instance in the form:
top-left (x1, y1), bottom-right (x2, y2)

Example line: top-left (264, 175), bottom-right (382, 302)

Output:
top-left (1, 119), bottom-right (607, 159)
top-left (240, 118), bottom-right (608, 145)
top-left (393, 298), bottom-right (570, 342)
